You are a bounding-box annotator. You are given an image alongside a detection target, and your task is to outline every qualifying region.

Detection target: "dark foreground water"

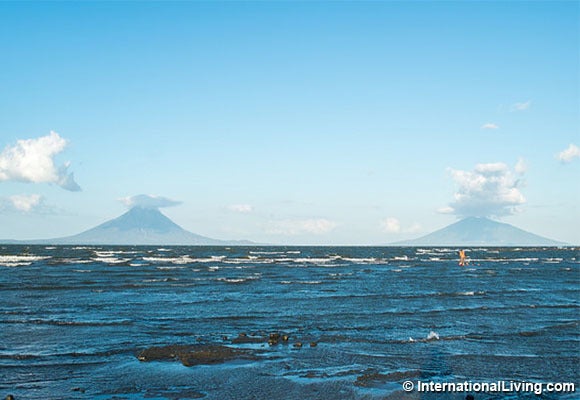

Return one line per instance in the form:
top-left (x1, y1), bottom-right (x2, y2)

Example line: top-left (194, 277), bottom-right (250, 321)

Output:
top-left (1, 246), bottom-right (578, 399)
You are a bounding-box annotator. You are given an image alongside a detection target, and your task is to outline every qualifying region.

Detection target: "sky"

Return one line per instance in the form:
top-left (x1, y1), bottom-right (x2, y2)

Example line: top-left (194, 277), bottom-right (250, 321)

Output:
top-left (0, 1), bottom-right (578, 245)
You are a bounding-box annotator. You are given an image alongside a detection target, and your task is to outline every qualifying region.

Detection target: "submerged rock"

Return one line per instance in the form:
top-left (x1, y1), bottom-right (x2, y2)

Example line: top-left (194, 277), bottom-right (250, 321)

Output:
top-left (231, 333), bottom-right (265, 344)
top-left (137, 344), bottom-right (256, 367)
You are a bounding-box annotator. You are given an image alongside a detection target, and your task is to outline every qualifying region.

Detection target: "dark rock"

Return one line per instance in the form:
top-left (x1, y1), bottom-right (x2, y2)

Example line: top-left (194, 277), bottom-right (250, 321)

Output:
top-left (6, 396), bottom-right (15, 400)
top-left (137, 344), bottom-right (192, 362)
top-left (231, 334), bottom-right (265, 344)
top-left (137, 344), bottom-right (255, 367)
top-left (179, 345), bottom-right (252, 367)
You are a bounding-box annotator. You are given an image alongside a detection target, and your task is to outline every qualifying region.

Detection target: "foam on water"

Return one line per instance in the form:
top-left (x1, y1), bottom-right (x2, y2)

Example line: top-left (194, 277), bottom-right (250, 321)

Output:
top-left (0, 254), bottom-right (51, 267)
top-left (91, 257), bottom-right (131, 264)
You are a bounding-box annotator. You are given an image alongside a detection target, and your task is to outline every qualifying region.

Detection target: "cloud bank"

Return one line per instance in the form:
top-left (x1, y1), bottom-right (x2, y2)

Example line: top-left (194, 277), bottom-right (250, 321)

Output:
top-left (441, 161), bottom-right (526, 218)
top-left (556, 144), bottom-right (580, 163)
top-left (120, 194), bottom-right (182, 209)
top-left (0, 131), bottom-right (80, 191)
top-left (266, 218), bottom-right (337, 235)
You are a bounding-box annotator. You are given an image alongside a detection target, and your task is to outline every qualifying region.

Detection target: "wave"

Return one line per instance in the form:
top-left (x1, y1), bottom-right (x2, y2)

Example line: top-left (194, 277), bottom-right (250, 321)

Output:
top-left (94, 250), bottom-right (138, 257)
top-left (143, 255), bottom-right (226, 264)
top-left (142, 277), bottom-right (179, 283)
top-left (0, 254), bottom-right (51, 267)
top-left (91, 257), bottom-right (131, 264)
top-left (216, 276), bottom-right (260, 284)
top-left (436, 290), bottom-right (486, 297)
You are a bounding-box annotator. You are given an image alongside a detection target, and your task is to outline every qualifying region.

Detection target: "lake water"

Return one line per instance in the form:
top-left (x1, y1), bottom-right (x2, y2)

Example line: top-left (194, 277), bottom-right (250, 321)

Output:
top-left (1, 245), bottom-right (578, 399)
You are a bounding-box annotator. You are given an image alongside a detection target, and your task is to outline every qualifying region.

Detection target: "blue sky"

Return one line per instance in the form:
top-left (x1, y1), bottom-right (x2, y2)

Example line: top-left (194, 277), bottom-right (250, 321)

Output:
top-left (0, 1), bottom-right (578, 245)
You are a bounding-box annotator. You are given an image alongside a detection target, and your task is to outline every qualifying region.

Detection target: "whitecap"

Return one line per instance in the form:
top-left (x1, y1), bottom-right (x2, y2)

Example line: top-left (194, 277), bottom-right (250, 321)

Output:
top-left (216, 277), bottom-right (252, 283)
top-left (292, 257), bottom-right (340, 264)
top-left (91, 257), bottom-right (131, 264)
top-left (143, 256), bottom-right (196, 264)
top-left (0, 262), bottom-right (33, 267)
top-left (340, 257), bottom-right (379, 264)
top-left (427, 331), bottom-right (440, 341)
top-left (0, 255), bottom-right (51, 266)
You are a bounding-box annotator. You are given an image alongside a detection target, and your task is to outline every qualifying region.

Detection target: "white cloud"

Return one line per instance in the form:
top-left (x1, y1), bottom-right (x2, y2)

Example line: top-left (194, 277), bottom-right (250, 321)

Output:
top-left (510, 100), bottom-right (531, 112)
top-left (227, 204), bottom-right (253, 213)
top-left (10, 194), bottom-right (42, 212)
top-left (0, 194), bottom-right (45, 213)
top-left (380, 217), bottom-right (401, 233)
top-left (442, 161), bottom-right (526, 218)
top-left (437, 206), bottom-right (454, 215)
top-left (481, 123), bottom-right (499, 130)
top-left (0, 131), bottom-right (80, 191)
top-left (120, 194), bottom-right (182, 209)
top-left (556, 143), bottom-right (580, 163)
top-left (266, 218), bottom-right (337, 235)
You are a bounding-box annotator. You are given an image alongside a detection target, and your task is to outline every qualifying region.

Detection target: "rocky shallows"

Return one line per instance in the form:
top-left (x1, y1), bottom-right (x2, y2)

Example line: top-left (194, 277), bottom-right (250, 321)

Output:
top-left (136, 331), bottom-right (317, 367)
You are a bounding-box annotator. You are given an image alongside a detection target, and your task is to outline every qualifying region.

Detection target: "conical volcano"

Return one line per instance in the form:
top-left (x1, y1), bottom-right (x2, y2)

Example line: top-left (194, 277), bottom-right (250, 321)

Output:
top-left (95, 206), bottom-right (184, 233)
top-left (46, 207), bottom-right (238, 245)
top-left (397, 217), bottom-right (565, 246)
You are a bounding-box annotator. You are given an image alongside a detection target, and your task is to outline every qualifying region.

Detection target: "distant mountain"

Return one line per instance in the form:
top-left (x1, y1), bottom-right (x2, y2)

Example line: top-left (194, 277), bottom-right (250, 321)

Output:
top-left (14, 207), bottom-right (253, 246)
top-left (396, 217), bottom-right (565, 246)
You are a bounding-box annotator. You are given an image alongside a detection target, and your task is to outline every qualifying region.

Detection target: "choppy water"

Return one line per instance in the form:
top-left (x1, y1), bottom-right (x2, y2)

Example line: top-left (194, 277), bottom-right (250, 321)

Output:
top-left (1, 245), bottom-right (578, 399)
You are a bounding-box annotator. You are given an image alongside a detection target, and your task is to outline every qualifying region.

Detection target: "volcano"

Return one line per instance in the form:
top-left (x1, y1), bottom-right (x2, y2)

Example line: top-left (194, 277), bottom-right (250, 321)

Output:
top-left (39, 207), bottom-right (251, 245)
top-left (396, 217), bottom-right (565, 246)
